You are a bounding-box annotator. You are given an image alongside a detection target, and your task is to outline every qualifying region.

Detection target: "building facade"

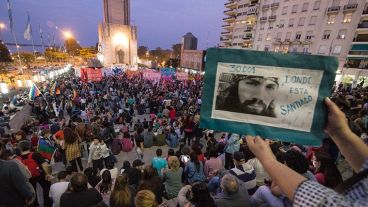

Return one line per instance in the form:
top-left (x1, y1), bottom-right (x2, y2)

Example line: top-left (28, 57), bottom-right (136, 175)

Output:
top-left (98, 0), bottom-right (138, 66)
top-left (182, 32), bottom-right (198, 50)
top-left (220, 0), bottom-right (367, 77)
top-left (180, 50), bottom-right (206, 71)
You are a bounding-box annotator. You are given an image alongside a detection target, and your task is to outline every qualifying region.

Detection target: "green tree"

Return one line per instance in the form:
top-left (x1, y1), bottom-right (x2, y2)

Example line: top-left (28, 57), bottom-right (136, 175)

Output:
top-left (45, 47), bottom-right (68, 62)
top-left (79, 48), bottom-right (97, 60)
top-left (0, 42), bottom-right (12, 73)
top-left (64, 38), bottom-right (81, 56)
top-left (138, 46), bottom-right (149, 59)
top-left (17, 52), bottom-right (34, 69)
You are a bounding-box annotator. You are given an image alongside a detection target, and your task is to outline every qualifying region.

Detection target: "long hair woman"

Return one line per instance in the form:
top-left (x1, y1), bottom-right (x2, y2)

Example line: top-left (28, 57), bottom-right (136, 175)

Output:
top-left (313, 150), bottom-right (343, 188)
top-left (138, 166), bottom-right (164, 204)
top-left (96, 170), bottom-right (114, 205)
top-left (63, 127), bottom-right (83, 172)
top-left (185, 152), bottom-right (205, 184)
top-left (110, 173), bottom-right (136, 207)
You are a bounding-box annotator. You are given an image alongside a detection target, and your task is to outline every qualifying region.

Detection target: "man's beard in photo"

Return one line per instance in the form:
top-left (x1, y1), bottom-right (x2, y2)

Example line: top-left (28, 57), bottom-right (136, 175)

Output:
top-left (240, 98), bottom-right (267, 114)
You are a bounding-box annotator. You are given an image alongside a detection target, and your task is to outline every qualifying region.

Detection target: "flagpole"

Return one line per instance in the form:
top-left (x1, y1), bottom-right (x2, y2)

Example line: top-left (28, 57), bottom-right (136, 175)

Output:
top-left (7, 0), bottom-right (23, 73)
top-left (25, 12), bottom-right (38, 69)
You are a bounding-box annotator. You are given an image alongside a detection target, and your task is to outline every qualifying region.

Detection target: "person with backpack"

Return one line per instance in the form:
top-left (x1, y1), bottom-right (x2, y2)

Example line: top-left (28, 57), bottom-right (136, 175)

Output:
top-left (17, 140), bottom-right (53, 207)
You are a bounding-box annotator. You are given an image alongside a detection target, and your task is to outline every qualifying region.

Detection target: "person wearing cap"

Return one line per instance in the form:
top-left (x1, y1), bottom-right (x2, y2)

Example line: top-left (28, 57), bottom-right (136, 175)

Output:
top-left (216, 75), bottom-right (279, 117)
top-left (229, 151), bottom-right (257, 195)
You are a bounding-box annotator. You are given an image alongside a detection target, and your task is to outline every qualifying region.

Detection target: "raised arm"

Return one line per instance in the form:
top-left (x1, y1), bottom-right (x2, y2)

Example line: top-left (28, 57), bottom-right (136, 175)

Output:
top-left (324, 97), bottom-right (368, 172)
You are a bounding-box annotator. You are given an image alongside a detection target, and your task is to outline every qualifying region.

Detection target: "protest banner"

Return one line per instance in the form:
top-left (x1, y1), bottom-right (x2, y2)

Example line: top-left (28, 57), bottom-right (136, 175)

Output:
top-left (143, 70), bottom-right (161, 80)
top-left (81, 68), bottom-right (103, 82)
top-left (161, 68), bottom-right (175, 80)
top-left (200, 48), bottom-right (338, 145)
top-left (176, 72), bottom-right (188, 81)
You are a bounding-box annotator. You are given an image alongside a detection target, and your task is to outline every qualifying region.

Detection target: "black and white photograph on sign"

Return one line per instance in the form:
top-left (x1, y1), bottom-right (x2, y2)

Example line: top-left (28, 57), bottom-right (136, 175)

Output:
top-left (211, 62), bottom-right (324, 132)
top-left (215, 73), bottom-right (279, 118)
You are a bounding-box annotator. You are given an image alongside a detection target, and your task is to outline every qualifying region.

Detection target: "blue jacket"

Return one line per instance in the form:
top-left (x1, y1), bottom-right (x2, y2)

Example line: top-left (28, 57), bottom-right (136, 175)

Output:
top-left (166, 133), bottom-right (179, 148)
top-left (225, 134), bottom-right (241, 154)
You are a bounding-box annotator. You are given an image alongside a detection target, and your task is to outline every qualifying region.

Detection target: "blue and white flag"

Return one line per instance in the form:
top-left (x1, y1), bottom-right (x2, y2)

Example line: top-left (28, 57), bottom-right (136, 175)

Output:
top-left (7, 0), bottom-right (13, 33)
top-left (24, 13), bottom-right (32, 40)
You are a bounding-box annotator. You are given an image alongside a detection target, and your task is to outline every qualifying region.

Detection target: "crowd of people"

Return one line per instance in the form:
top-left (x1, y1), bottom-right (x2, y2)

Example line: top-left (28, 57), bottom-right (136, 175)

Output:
top-left (0, 68), bottom-right (367, 207)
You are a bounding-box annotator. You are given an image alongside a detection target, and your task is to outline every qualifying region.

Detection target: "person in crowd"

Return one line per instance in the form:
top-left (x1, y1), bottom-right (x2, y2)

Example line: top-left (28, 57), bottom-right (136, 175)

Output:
top-left (121, 132), bottom-right (134, 152)
top-left (134, 190), bottom-right (159, 207)
top-left (312, 150), bottom-right (343, 188)
top-left (49, 171), bottom-right (69, 207)
top-left (214, 174), bottom-right (252, 207)
top-left (166, 148), bottom-right (175, 161)
top-left (0, 141), bottom-right (35, 207)
top-left (166, 127), bottom-right (179, 148)
top-left (110, 173), bottom-right (137, 207)
top-left (163, 156), bottom-right (183, 199)
top-left (126, 159), bottom-right (144, 187)
top-left (88, 137), bottom-right (104, 173)
top-left (183, 116), bottom-right (194, 146)
top-left (247, 98), bottom-right (368, 206)
top-left (243, 146), bottom-right (268, 186)
top-left (60, 173), bottom-right (103, 207)
top-left (204, 147), bottom-right (223, 178)
top-left (229, 151), bottom-right (257, 195)
top-left (120, 160), bottom-right (131, 174)
top-left (101, 161), bottom-right (119, 179)
top-left (224, 133), bottom-right (241, 169)
top-left (143, 127), bottom-right (155, 148)
top-left (96, 170), bottom-right (114, 205)
top-left (17, 140), bottom-right (53, 207)
top-left (84, 167), bottom-right (101, 188)
top-left (184, 151), bottom-right (206, 184)
top-left (63, 127), bottom-right (83, 172)
top-left (178, 182), bottom-right (216, 207)
top-left (138, 166), bottom-right (164, 204)
top-left (135, 127), bottom-right (145, 160)
top-left (152, 148), bottom-right (168, 176)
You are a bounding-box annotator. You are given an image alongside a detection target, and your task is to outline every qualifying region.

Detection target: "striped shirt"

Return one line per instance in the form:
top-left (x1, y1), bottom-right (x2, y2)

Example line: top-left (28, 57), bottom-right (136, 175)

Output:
top-left (230, 163), bottom-right (257, 195)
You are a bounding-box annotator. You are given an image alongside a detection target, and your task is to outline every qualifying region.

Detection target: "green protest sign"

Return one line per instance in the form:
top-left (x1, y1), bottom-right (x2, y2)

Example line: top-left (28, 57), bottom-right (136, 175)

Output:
top-left (200, 48), bottom-right (338, 145)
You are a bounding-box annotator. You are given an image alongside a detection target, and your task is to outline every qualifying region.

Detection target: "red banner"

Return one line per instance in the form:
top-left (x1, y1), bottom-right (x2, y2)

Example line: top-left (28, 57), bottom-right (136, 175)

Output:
top-left (81, 68), bottom-right (103, 82)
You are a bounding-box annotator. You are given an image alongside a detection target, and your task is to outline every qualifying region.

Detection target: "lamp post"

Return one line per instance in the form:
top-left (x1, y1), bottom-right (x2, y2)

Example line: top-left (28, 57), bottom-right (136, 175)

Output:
top-left (63, 31), bottom-right (73, 63)
top-left (0, 23), bottom-right (5, 44)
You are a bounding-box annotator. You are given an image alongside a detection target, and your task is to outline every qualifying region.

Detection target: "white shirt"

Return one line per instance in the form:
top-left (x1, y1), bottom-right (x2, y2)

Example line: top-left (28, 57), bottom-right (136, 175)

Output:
top-left (49, 181), bottom-right (69, 207)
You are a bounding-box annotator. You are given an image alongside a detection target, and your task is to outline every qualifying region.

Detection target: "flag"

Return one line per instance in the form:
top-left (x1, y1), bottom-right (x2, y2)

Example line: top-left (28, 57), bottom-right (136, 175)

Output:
top-left (50, 82), bottom-right (57, 96)
top-left (28, 83), bottom-right (41, 100)
top-left (24, 12), bottom-right (32, 40)
top-left (37, 138), bottom-right (56, 161)
top-left (7, 0), bottom-right (13, 33)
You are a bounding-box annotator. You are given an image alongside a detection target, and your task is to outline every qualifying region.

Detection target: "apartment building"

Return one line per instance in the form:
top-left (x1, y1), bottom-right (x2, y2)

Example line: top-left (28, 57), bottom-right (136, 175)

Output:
top-left (220, 0), bottom-right (367, 77)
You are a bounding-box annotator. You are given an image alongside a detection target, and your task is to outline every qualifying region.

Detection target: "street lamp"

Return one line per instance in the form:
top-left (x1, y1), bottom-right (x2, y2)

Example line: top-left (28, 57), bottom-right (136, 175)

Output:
top-left (63, 31), bottom-right (73, 63)
top-left (0, 23), bottom-right (5, 44)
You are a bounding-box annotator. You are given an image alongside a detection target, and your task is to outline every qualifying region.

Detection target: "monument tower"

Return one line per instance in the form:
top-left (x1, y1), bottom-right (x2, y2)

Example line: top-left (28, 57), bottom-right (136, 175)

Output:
top-left (98, 0), bottom-right (138, 66)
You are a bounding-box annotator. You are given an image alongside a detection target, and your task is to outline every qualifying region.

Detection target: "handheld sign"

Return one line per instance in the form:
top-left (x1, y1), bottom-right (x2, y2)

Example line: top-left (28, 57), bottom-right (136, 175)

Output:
top-left (200, 48), bottom-right (338, 145)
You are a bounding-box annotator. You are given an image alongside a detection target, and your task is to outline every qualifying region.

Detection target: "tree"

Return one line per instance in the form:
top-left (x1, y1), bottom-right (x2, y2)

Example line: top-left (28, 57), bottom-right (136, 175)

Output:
top-left (45, 47), bottom-right (68, 62)
top-left (64, 38), bottom-right (81, 56)
top-left (0, 42), bottom-right (12, 73)
top-left (79, 48), bottom-right (97, 60)
top-left (138, 46), bottom-right (149, 59)
top-left (16, 52), bottom-right (34, 69)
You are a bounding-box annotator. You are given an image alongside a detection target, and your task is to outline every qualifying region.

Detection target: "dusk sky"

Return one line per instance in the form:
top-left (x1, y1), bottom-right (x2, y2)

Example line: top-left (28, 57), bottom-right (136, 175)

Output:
top-left (0, 0), bottom-right (227, 51)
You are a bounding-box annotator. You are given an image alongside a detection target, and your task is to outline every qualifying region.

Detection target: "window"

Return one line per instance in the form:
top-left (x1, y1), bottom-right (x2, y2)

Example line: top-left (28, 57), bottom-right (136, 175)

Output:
top-left (292, 47), bottom-right (298, 52)
top-left (295, 32), bottom-right (302, 40)
top-left (279, 19), bottom-right (285, 28)
top-left (276, 32), bottom-right (282, 40)
top-left (337, 29), bottom-right (347, 39)
top-left (288, 18), bottom-right (294, 27)
top-left (264, 46), bottom-right (270, 51)
top-left (303, 47), bottom-right (309, 53)
top-left (313, 1), bottom-right (321, 10)
top-left (309, 16), bottom-right (317, 25)
top-left (323, 30), bottom-right (331, 39)
top-left (306, 31), bottom-right (313, 39)
top-left (286, 32), bottom-right (291, 40)
top-left (292, 5), bottom-right (298, 13)
top-left (298, 17), bottom-right (306, 26)
top-left (333, 45), bottom-right (342, 54)
top-left (282, 6), bottom-right (288, 15)
top-left (266, 33), bottom-right (272, 41)
top-left (318, 45), bottom-right (328, 54)
top-left (327, 15), bottom-right (336, 24)
top-left (269, 22), bottom-right (274, 29)
top-left (343, 13), bottom-right (353, 23)
top-left (258, 34), bottom-right (263, 41)
top-left (302, 3), bottom-right (309, 12)
top-left (260, 23), bottom-right (265, 30)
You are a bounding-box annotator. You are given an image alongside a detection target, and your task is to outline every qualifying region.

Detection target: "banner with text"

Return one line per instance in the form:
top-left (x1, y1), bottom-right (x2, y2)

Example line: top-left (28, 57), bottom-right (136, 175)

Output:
top-left (200, 48), bottom-right (338, 145)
